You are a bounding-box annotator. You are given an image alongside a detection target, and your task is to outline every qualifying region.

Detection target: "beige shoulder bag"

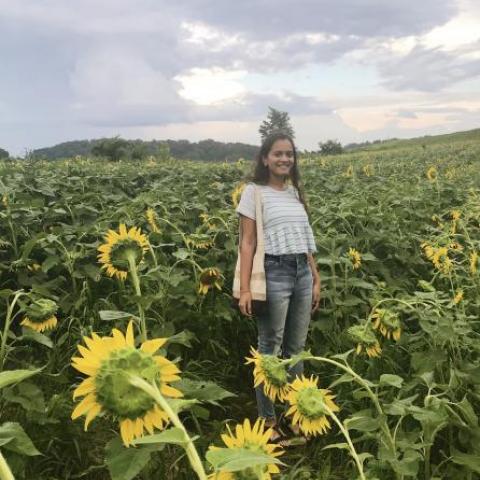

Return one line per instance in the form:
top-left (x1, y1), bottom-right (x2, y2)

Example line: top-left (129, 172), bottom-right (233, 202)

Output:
top-left (232, 185), bottom-right (266, 301)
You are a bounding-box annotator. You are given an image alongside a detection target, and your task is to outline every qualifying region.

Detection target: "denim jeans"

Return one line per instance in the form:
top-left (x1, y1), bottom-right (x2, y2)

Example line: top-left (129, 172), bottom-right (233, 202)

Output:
top-left (255, 253), bottom-right (313, 420)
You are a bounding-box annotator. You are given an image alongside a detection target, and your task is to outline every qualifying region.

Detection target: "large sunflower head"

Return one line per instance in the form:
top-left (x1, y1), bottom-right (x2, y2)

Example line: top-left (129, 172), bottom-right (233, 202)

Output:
top-left (371, 308), bottom-right (401, 341)
top-left (97, 224), bottom-right (149, 281)
top-left (198, 267), bottom-right (223, 295)
top-left (285, 375), bottom-right (339, 437)
top-left (245, 348), bottom-right (290, 403)
top-left (208, 418), bottom-right (284, 480)
top-left (71, 321), bottom-right (182, 447)
top-left (21, 298), bottom-right (58, 333)
top-left (347, 324), bottom-right (382, 358)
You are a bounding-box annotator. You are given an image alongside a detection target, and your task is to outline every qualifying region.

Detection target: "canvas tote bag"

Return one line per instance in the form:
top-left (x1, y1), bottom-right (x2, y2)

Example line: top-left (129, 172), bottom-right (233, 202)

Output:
top-left (232, 184), bottom-right (267, 303)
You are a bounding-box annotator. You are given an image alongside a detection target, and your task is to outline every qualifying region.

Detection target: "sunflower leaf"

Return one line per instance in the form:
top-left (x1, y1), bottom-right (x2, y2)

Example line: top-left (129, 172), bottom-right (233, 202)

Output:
top-left (206, 447), bottom-right (284, 472)
top-left (131, 427), bottom-right (195, 446)
top-left (99, 310), bottom-right (140, 321)
top-left (0, 369), bottom-right (42, 390)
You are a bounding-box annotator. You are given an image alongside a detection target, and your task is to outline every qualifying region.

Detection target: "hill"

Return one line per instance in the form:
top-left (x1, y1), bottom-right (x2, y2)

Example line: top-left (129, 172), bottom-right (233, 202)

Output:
top-left (345, 128), bottom-right (480, 152)
top-left (32, 138), bottom-right (259, 162)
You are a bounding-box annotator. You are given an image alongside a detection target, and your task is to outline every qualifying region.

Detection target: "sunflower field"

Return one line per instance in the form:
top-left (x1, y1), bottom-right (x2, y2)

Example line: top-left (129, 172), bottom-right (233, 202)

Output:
top-left (1, 132), bottom-right (480, 480)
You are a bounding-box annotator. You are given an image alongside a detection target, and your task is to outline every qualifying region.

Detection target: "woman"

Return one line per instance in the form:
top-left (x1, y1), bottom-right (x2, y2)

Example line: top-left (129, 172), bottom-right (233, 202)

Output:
top-left (235, 132), bottom-right (321, 442)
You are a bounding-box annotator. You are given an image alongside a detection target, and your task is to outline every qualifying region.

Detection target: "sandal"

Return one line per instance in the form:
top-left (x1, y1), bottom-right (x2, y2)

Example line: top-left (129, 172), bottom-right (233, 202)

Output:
top-left (266, 423), bottom-right (294, 448)
top-left (277, 414), bottom-right (309, 445)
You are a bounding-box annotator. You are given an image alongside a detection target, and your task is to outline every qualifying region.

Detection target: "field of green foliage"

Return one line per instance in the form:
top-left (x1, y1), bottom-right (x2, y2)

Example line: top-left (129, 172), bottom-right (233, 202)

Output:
top-left (1, 132), bottom-right (479, 480)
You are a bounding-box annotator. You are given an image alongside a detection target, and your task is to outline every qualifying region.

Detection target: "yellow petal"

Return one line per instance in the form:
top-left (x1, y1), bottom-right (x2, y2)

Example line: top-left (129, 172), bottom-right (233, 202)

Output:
top-left (141, 338), bottom-right (167, 354)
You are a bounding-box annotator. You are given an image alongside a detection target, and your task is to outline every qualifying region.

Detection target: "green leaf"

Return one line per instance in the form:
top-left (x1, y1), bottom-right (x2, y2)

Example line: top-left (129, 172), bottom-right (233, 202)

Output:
top-left (206, 447), bottom-right (283, 472)
top-left (344, 414), bottom-right (380, 432)
top-left (41, 255), bottom-right (60, 273)
top-left (0, 422), bottom-right (41, 456)
top-left (379, 374), bottom-right (404, 388)
top-left (99, 310), bottom-right (139, 321)
top-left (451, 449), bottom-right (480, 473)
top-left (176, 378), bottom-right (236, 406)
top-left (0, 369), bottom-right (41, 390)
top-left (167, 330), bottom-right (196, 348)
top-left (131, 427), bottom-right (190, 446)
top-left (20, 330), bottom-right (53, 348)
top-left (105, 438), bottom-right (158, 480)
top-left (3, 382), bottom-right (45, 413)
top-left (172, 249), bottom-right (189, 260)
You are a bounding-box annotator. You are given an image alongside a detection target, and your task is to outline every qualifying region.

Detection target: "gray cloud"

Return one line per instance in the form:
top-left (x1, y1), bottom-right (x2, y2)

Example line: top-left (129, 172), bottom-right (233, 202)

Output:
top-left (176, 0), bottom-right (456, 39)
top-left (378, 42), bottom-right (480, 91)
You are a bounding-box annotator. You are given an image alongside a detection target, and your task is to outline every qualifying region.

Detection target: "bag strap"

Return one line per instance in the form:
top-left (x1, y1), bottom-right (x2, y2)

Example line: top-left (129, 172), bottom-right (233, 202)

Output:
top-left (238, 184), bottom-right (264, 252)
top-left (254, 185), bottom-right (264, 253)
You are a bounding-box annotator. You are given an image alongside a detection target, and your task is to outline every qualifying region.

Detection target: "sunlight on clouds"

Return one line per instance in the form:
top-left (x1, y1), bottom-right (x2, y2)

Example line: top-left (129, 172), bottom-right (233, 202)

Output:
top-left (175, 67), bottom-right (247, 105)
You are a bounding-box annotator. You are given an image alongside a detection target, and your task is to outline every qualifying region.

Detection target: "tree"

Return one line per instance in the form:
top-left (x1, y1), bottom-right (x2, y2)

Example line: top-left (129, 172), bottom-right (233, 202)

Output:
top-left (259, 107), bottom-right (295, 141)
top-left (0, 148), bottom-right (9, 159)
top-left (91, 136), bottom-right (130, 162)
top-left (318, 139), bottom-right (343, 155)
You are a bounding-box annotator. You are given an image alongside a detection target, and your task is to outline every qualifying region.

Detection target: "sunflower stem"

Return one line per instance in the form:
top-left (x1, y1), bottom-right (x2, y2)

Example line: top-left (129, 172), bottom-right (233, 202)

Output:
top-left (0, 291), bottom-right (25, 372)
top-left (326, 406), bottom-right (366, 480)
top-left (0, 449), bottom-right (15, 480)
top-left (127, 254), bottom-right (147, 343)
top-left (129, 377), bottom-right (207, 480)
top-left (301, 355), bottom-right (397, 456)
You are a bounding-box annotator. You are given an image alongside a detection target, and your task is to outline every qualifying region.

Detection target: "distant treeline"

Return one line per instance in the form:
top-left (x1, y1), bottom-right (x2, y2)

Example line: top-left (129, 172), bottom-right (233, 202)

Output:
top-left (32, 138), bottom-right (259, 162)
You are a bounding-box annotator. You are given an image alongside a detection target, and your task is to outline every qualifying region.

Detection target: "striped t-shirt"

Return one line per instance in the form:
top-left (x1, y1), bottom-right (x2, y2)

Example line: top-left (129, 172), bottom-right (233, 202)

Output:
top-left (236, 182), bottom-right (317, 255)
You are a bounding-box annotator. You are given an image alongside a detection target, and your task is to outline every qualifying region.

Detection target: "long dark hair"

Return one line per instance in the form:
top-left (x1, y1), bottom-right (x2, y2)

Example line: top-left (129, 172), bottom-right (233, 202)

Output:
top-left (247, 132), bottom-right (311, 219)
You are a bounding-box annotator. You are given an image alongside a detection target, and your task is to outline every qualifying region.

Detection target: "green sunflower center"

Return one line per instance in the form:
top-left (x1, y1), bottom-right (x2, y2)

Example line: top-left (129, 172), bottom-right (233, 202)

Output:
top-left (260, 356), bottom-right (288, 387)
top-left (95, 347), bottom-right (158, 419)
top-left (297, 387), bottom-right (328, 419)
top-left (25, 298), bottom-right (58, 323)
top-left (109, 239), bottom-right (144, 270)
top-left (347, 325), bottom-right (378, 346)
top-left (381, 311), bottom-right (401, 330)
top-left (234, 467), bottom-right (265, 480)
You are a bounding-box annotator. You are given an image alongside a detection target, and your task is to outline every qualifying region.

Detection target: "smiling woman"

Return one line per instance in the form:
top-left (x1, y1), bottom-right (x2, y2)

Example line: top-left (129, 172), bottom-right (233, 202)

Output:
top-left (234, 132), bottom-right (321, 443)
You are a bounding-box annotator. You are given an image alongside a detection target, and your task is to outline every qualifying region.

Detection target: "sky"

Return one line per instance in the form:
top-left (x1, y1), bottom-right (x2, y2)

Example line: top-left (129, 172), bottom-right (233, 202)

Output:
top-left (1, 0), bottom-right (479, 155)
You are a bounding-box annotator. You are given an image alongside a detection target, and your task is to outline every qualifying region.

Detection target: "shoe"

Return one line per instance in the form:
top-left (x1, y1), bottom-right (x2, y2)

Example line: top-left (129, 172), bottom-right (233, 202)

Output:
top-left (278, 414), bottom-right (309, 445)
top-left (266, 423), bottom-right (294, 448)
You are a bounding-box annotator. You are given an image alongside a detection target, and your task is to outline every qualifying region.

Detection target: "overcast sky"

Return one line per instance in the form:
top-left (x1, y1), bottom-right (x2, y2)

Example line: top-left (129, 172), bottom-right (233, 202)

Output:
top-left (1, 0), bottom-right (479, 155)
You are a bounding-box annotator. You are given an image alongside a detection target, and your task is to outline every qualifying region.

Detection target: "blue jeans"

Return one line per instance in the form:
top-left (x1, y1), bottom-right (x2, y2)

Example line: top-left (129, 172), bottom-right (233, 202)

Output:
top-left (255, 253), bottom-right (313, 420)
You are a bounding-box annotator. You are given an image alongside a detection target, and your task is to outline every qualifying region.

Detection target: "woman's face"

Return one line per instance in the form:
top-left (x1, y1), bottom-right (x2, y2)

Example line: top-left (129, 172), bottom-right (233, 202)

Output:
top-left (263, 139), bottom-right (295, 179)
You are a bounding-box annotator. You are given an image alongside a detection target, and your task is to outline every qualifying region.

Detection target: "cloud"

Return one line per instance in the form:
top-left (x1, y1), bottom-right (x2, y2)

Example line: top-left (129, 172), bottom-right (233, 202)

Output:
top-left (377, 42), bottom-right (480, 91)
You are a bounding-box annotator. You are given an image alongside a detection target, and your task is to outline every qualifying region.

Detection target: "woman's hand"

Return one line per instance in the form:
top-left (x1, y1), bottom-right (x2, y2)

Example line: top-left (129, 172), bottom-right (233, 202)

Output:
top-left (311, 279), bottom-right (321, 313)
top-left (239, 291), bottom-right (253, 316)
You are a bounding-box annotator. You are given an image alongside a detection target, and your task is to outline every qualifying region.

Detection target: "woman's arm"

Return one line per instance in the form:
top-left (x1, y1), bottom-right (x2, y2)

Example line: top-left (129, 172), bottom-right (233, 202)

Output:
top-left (238, 215), bottom-right (256, 316)
top-left (307, 253), bottom-right (321, 313)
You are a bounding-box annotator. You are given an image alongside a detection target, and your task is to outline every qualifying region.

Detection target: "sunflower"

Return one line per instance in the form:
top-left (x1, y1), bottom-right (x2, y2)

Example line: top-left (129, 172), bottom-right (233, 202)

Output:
top-left (146, 208), bottom-right (160, 233)
top-left (453, 290), bottom-right (464, 304)
top-left (245, 348), bottom-right (290, 402)
top-left (71, 321), bottom-right (182, 447)
top-left (344, 165), bottom-right (353, 177)
top-left (21, 298), bottom-right (58, 333)
top-left (371, 308), bottom-right (401, 341)
top-left (348, 324), bottom-right (382, 358)
top-left (347, 248), bottom-right (362, 269)
top-left (208, 418), bottom-right (284, 480)
top-left (362, 164), bottom-right (374, 177)
top-left (97, 224), bottom-right (149, 281)
top-left (231, 183), bottom-right (246, 208)
top-left (470, 251), bottom-right (478, 274)
top-left (198, 267), bottom-right (223, 295)
top-left (451, 210), bottom-right (461, 221)
top-left (186, 234), bottom-right (214, 250)
top-left (285, 375), bottom-right (339, 437)
top-left (426, 166), bottom-right (437, 182)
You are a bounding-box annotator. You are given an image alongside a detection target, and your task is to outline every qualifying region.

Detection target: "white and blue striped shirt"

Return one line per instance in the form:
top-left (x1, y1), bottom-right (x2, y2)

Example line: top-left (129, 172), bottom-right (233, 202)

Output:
top-left (236, 182), bottom-right (317, 255)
